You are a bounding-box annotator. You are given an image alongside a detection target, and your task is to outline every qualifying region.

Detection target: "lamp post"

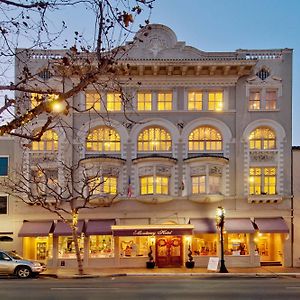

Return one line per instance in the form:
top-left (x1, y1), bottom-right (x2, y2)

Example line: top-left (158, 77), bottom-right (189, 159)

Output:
top-left (216, 206), bottom-right (228, 273)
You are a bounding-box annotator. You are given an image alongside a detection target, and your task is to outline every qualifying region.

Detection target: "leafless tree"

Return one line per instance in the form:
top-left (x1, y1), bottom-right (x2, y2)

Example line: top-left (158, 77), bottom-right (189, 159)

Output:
top-left (0, 0), bottom-right (155, 275)
top-left (0, 0), bottom-right (154, 139)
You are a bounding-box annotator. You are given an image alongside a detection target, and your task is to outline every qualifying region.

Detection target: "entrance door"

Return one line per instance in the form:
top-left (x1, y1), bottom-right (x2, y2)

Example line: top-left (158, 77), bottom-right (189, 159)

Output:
top-left (156, 236), bottom-right (182, 268)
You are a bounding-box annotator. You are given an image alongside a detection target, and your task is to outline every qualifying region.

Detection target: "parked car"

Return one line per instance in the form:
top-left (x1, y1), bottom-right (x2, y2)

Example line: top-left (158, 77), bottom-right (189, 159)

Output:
top-left (0, 250), bottom-right (46, 278)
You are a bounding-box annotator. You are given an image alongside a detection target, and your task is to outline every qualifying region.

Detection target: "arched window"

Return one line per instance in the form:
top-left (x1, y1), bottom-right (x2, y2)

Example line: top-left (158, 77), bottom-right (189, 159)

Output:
top-left (32, 130), bottom-right (58, 151)
top-left (86, 126), bottom-right (120, 152)
top-left (188, 126), bottom-right (222, 151)
top-left (138, 127), bottom-right (172, 151)
top-left (249, 127), bottom-right (276, 150)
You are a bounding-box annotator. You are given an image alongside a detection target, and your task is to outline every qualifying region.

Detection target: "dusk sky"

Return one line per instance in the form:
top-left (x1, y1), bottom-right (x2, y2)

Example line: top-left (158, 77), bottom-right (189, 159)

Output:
top-left (149, 0), bottom-right (300, 145)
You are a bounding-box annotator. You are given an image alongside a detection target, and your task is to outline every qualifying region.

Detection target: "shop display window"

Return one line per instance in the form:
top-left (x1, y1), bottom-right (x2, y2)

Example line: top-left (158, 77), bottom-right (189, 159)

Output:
top-left (191, 234), bottom-right (217, 256)
top-left (224, 233), bottom-right (249, 255)
top-left (58, 236), bottom-right (84, 259)
top-left (89, 235), bottom-right (114, 258)
top-left (23, 236), bottom-right (53, 261)
top-left (119, 236), bottom-right (150, 258)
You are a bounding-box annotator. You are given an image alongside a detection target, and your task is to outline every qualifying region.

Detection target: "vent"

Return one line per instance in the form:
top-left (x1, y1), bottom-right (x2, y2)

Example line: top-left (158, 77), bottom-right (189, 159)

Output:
top-left (256, 68), bottom-right (270, 80)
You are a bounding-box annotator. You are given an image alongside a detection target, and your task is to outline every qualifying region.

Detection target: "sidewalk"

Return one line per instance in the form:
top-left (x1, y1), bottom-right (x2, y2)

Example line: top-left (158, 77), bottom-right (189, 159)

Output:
top-left (41, 266), bottom-right (300, 279)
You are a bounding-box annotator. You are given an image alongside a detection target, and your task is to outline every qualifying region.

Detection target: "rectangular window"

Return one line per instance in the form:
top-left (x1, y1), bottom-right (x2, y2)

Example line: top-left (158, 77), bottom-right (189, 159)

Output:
top-left (119, 236), bottom-right (150, 257)
top-left (137, 92), bottom-right (152, 111)
top-left (156, 176), bottom-right (169, 195)
top-left (224, 233), bottom-right (249, 255)
top-left (266, 90), bottom-right (277, 110)
top-left (249, 167), bottom-right (276, 195)
top-left (208, 92), bottom-right (223, 111)
top-left (58, 236), bottom-right (84, 259)
top-left (0, 196), bottom-right (8, 214)
top-left (0, 157), bottom-right (8, 176)
top-left (89, 235), bottom-right (114, 258)
top-left (192, 234), bottom-right (217, 256)
top-left (249, 91), bottom-right (261, 110)
top-left (192, 176), bottom-right (206, 194)
top-left (107, 93), bottom-right (122, 111)
top-left (89, 176), bottom-right (117, 195)
top-left (86, 92), bottom-right (100, 111)
top-left (208, 176), bottom-right (221, 194)
top-left (157, 92), bottom-right (172, 111)
top-left (188, 92), bottom-right (203, 111)
top-left (140, 176), bottom-right (154, 195)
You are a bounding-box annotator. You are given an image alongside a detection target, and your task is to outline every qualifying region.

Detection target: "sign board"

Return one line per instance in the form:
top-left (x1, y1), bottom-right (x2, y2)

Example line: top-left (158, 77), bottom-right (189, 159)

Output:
top-left (207, 257), bottom-right (219, 271)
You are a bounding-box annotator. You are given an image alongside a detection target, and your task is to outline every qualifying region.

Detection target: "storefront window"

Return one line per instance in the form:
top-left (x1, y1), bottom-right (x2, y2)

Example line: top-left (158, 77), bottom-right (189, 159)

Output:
top-left (224, 233), bottom-right (249, 255)
top-left (22, 236), bottom-right (53, 261)
top-left (119, 236), bottom-right (150, 257)
top-left (89, 235), bottom-right (114, 258)
top-left (58, 236), bottom-right (84, 259)
top-left (191, 234), bottom-right (217, 256)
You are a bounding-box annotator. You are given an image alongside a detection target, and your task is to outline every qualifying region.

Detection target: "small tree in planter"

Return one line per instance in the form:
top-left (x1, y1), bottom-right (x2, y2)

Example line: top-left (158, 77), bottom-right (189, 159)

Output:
top-left (185, 245), bottom-right (195, 268)
top-left (146, 245), bottom-right (155, 269)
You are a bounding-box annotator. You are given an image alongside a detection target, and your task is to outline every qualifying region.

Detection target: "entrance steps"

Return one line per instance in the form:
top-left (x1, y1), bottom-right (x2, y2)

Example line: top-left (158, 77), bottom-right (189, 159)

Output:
top-left (261, 261), bottom-right (282, 266)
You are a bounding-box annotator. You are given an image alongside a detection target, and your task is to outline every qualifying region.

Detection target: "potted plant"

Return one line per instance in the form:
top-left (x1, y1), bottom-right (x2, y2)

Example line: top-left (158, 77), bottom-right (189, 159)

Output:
top-left (185, 245), bottom-right (195, 268)
top-left (146, 245), bottom-right (155, 269)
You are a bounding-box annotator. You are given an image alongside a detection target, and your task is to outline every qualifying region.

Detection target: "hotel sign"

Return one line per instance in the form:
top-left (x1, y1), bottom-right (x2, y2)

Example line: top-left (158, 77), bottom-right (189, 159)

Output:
top-left (113, 228), bottom-right (193, 236)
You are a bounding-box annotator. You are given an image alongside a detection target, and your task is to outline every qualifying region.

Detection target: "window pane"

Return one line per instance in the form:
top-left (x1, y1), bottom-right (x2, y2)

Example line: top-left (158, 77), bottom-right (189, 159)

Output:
top-left (249, 127), bottom-right (276, 150)
top-left (137, 92), bottom-right (152, 111)
top-left (107, 93), bottom-right (122, 111)
top-left (157, 92), bottom-right (172, 111)
top-left (208, 92), bottom-right (223, 111)
top-left (86, 93), bottom-right (100, 111)
top-left (0, 196), bottom-right (7, 214)
top-left (89, 235), bottom-right (114, 258)
top-left (188, 126), bottom-right (222, 151)
top-left (0, 157), bottom-right (8, 176)
top-left (188, 92), bottom-right (203, 111)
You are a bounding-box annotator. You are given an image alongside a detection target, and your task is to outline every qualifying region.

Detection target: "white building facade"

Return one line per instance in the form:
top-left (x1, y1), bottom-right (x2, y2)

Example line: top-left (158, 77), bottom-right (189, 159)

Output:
top-left (2, 24), bottom-right (293, 269)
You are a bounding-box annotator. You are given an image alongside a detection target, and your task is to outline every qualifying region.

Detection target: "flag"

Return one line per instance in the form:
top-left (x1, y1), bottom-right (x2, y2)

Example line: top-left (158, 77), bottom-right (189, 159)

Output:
top-left (127, 176), bottom-right (132, 198)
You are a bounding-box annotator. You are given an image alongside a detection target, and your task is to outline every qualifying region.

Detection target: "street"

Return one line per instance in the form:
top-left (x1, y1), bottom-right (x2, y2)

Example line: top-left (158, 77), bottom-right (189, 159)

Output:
top-left (0, 276), bottom-right (300, 300)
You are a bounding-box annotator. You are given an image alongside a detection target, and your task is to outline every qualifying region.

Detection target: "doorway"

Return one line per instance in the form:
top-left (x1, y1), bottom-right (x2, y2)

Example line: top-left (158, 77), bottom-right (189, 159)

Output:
top-left (155, 236), bottom-right (183, 267)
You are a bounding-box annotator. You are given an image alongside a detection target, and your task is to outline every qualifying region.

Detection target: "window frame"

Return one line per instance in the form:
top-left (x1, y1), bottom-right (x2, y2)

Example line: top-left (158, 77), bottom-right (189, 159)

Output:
top-left (85, 92), bottom-right (101, 111)
top-left (0, 195), bottom-right (8, 215)
top-left (0, 156), bottom-right (9, 177)
top-left (106, 92), bottom-right (122, 112)
top-left (86, 126), bottom-right (121, 152)
top-left (157, 91), bottom-right (173, 111)
top-left (137, 92), bottom-right (152, 111)
top-left (188, 91), bottom-right (203, 111)
top-left (249, 127), bottom-right (276, 150)
top-left (140, 175), bottom-right (169, 195)
top-left (89, 176), bottom-right (118, 195)
top-left (208, 91), bottom-right (223, 111)
top-left (138, 127), bottom-right (172, 152)
top-left (188, 126), bottom-right (223, 152)
top-left (249, 167), bottom-right (277, 195)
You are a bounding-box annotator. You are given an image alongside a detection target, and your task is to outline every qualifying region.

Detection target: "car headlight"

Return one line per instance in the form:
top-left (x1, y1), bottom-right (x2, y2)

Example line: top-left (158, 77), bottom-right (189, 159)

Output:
top-left (33, 262), bottom-right (41, 267)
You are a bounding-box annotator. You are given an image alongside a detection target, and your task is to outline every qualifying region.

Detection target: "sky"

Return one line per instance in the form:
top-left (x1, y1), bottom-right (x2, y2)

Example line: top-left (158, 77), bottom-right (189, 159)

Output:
top-left (149, 0), bottom-right (300, 145)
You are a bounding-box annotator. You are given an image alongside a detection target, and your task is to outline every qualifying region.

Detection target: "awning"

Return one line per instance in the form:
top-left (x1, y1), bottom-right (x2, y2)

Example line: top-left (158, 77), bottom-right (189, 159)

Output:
top-left (53, 220), bottom-right (85, 236)
top-left (112, 224), bottom-right (194, 236)
top-left (254, 217), bottom-right (289, 233)
top-left (85, 219), bottom-right (115, 236)
top-left (224, 218), bottom-right (256, 233)
top-left (18, 221), bottom-right (54, 237)
top-left (190, 218), bottom-right (217, 233)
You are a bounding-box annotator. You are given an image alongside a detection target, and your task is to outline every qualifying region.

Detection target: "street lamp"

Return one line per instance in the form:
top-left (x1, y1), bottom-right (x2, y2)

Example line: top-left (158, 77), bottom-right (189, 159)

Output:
top-left (216, 206), bottom-right (228, 273)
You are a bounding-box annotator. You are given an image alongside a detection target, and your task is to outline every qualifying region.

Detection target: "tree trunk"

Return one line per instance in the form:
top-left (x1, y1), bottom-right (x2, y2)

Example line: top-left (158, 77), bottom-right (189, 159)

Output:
top-left (71, 211), bottom-right (84, 275)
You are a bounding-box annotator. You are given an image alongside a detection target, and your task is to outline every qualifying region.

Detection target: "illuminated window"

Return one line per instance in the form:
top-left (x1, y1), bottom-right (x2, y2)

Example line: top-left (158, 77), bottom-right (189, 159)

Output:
top-left (31, 93), bottom-right (58, 109)
top-left (224, 233), bottom-right (249, 255)
top-left (192, 234), bottom-right (217, 256)
top-left (249, 127), bottom-right (276, 150)
top-left (157, 92), bottom-right (172, 111)
top-left (140, 176), bottom-right (169, 195)
top-left (89, 176), bottom-right (117, 195)
top-left (266, 90), bottom-right (277, 110)
top-left (189, 126), bottom-right (222, 151)
top-left (31, 169), bottom-right (58, 196)
top-left (249, 91), bottom-right (261, 110)
top-left (107, 92), bottom-right (122, 111)
top-left (138, 127), bottom-right (172, 152)
top-left (192, 174), bottom-right (221, 195)
top-left (249, 167), bottom-right (276, 195)
top-left (208, 92), bottom-right (223, 111)
top-left (32, 130), bottom-right (58, 151)
top-left (119, 236), bottom-right (150, 257)
top-left (86, 92), bottom-right (100, 111)
top-left (58, 236), bottom-right (84, 259)
top-left (86, 127), bottom-right (120, 152)
top-left (137, 92), bottom-right (152, 111)
top-left (89, 235), bottom-right (114, 258)
top-left (188, 92), bottom-right (203, 111)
